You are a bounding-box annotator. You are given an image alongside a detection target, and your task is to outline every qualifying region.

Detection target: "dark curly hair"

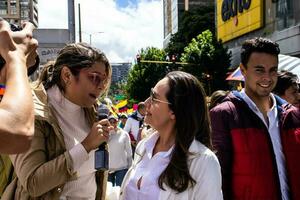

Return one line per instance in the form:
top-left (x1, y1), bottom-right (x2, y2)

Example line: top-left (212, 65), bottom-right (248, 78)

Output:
top-left (241, 37), bottom-right (280, 68)
top-left (273, 70), bottom-right (299, 96)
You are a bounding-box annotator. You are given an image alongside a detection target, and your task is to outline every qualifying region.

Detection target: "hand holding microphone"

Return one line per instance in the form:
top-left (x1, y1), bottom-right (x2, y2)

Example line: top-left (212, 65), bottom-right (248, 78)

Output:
top-left (81, 103), bottom-right (113, 152)
top-left (81, 103), bottom-right (113, 171)
top-left (81, 120), bottom-right (112, 153)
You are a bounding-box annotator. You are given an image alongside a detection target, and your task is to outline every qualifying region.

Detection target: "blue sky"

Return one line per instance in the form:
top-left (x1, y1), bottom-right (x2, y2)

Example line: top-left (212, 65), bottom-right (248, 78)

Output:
top-left (38, 0), bottom-right (163, 63)
top-left (116, 0), bottom-right (138, 8)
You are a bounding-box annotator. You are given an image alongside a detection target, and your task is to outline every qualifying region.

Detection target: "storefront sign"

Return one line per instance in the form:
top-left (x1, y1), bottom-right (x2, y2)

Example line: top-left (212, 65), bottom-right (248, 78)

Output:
top-left (217, 0), bottom-right (263, 42)
top-left (221, 0), bottom-right (251, 22)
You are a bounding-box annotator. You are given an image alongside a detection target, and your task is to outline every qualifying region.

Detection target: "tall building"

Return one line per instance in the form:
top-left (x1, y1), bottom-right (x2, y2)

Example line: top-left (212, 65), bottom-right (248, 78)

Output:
top-left (163, 0), bottom-right (213, 48)
top-left (0, 0), bottom-right (38, 27)
top-left (111, 63), bottom-right (131, 84)
top-left (216, 0), bottom-right (300, 68)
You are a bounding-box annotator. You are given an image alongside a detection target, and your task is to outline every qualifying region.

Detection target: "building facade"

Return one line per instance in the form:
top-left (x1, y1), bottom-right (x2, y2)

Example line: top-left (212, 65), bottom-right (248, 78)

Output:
top-left (111, 63), bottom-right (131, 84)
top-left (33, 28), bottom-right (71, 66)
top-left (163, 0), bottom-right (213, 48)
top-left (0, 0), bottom-right (38, 27)
top-left (216, 0), bottom-right (300, 67)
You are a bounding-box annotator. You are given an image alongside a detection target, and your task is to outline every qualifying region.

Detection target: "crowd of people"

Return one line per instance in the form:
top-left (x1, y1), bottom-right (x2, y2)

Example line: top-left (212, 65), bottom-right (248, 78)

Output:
top-left (0, 17), bottom-right (299, 200)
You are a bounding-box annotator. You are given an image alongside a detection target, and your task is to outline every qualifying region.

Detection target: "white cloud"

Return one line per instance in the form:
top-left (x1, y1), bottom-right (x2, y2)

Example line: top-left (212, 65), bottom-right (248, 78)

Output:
top-left (38, 0), bottom-right (68, 29)
top-left (38, 0), bottom-right (163, 63)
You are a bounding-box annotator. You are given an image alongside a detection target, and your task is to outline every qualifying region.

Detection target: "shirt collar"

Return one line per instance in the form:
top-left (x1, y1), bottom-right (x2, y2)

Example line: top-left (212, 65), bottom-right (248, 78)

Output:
top-left (240, 89), bottom-right (278, 127)
top-left (144, 132), bottom-right (174, 159)
top-left (240, 89), bottom-right (277, 113)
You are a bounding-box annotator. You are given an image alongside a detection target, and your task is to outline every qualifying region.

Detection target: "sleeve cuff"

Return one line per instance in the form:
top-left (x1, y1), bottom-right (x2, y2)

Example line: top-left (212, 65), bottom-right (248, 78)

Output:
top-left (69, 143), bottom-right (89, 171)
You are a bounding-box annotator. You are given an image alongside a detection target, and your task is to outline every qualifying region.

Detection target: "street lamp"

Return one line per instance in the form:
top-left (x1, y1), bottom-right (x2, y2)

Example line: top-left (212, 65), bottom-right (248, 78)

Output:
top-left (89, 32), bottom-right (104, 45)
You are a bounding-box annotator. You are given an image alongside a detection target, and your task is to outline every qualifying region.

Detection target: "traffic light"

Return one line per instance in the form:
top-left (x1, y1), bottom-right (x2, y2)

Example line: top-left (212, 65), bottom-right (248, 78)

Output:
top-left (171, 54), bottom-right (176, 63)
top-left (201, 73), bottom-right (212, 80)
top-left (136, 54), bottom-right (141, 64)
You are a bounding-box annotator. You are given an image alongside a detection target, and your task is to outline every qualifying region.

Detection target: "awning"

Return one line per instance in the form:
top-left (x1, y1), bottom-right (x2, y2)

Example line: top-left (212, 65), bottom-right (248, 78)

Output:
top-left (278, 54), bottom-right (300, 76)
top-left (226, 54), bottom-right (300, 81)
top-left (226, 67), bottom-right (243, 81)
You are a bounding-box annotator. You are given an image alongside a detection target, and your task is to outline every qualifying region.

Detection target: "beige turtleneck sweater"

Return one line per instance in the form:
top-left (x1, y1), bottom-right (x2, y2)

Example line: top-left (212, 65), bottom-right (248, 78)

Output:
top-left (47, 86), bottom-right (97, 200)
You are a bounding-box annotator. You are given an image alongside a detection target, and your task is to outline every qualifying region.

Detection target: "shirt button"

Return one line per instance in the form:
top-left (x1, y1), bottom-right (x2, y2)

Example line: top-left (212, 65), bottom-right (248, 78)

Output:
top-left (57, 187), bottom-right (62, 193)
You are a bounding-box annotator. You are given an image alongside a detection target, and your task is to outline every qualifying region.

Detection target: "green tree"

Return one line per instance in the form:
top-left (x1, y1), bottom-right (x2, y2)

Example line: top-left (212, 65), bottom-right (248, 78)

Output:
top-left (126, 47), bottom-right (168, 102)
top-left (166, 5), bottom-right (215, 58)
top-left (181, 30), bottom-right (231, 95)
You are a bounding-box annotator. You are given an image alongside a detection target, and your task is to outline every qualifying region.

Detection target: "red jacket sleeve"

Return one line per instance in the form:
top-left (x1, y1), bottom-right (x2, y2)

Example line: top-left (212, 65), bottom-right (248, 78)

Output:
top-left (210, 102), bottom-right (234, 200)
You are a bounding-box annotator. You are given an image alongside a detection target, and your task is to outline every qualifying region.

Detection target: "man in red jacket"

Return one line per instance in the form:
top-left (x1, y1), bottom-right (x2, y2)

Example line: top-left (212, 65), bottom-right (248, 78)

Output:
top-left (210, 37), bottom-right (300, 200)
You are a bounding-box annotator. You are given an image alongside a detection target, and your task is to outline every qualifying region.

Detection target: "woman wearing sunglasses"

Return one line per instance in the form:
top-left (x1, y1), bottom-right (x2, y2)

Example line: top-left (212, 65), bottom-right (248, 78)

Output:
top-left (2, 43), bottom-right (112, 200)
top-left (119, 71), bottom-right (223, 200)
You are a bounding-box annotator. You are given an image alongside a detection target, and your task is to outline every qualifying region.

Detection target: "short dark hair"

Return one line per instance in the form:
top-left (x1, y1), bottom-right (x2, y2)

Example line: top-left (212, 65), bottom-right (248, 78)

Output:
top-left (209, 90), bottom-right (229, 110)
top-left (137, 102), bottom-right (145, 111)
top-left (241, 37), bottom-right (280, 67)
top-left (273, 71), bottom-right (299, 96)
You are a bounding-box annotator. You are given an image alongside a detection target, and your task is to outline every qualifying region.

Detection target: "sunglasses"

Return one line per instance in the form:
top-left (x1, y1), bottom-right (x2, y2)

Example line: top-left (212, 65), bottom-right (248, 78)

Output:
top-left (150, 88), bottom-right (171, 105)
top-left (86, 72), bottom-right (107, 88)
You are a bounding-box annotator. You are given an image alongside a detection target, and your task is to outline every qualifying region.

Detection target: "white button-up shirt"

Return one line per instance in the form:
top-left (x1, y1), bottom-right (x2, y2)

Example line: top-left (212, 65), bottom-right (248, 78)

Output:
top-left (240, 90), bottom-right (289, 200)
top-left (124, 133), bottom-right (173, 200)
top-left (123, 111), bottom-right (144, 141)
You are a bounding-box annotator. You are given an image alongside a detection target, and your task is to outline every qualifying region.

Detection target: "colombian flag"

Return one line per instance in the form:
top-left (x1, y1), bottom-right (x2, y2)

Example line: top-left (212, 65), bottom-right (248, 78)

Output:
top-left (115, 99), bottom-right (128, 113)
top-left (0, 84), bottom-right (5, 96)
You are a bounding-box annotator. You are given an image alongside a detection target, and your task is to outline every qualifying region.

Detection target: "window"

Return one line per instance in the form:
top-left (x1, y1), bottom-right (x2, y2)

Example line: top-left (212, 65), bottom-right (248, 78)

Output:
top-left (276, 0), bottom-right (294, 30)
top-left (0, 0), bottom-right (7, 14)
top-left (20, 10), bottom-right (28, 18)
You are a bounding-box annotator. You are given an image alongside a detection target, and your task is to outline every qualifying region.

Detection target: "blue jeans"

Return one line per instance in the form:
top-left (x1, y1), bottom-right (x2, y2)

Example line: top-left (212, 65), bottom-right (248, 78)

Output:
top-left (108, 168), bottom-right (128, 186)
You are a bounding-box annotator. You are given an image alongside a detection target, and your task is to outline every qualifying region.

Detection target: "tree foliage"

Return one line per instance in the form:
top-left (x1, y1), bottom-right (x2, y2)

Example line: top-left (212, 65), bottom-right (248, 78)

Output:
top-left (181, 30), bottom-right (231, 95)
top-left (166, 5), bottom-right (215, 58)
top-left (126, 47), bottom-right (168, 102)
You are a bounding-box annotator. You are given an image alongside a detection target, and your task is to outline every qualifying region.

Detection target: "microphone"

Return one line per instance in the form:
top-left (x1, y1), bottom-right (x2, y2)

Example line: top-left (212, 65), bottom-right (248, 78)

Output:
top-left (97, 103), bottom-right (110, 120)
top-left (95, 103), bottom-right (110, 171)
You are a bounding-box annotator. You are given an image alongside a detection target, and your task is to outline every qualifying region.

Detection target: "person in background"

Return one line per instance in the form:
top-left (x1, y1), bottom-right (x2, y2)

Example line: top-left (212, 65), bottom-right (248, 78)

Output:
top-left (0, 18), bottom-right (37, 154)
top-left (124, 102), bottom-right (146, 153)
top-left (211, 37), bottom-right (300, 200)
top-left (120, 71), bottom-right (223, 200)
top-left (0, 19), bottom-right (38, 198)
top-left (118, 113), bottom-right (128, 129)
top-left (273, 70), bottom-right (299, 105)
top-left (209, 90), bottom-right (230, 110)
top-left (107, 115), bottom-right (132, 187)
top-left (2, 43), bottom-right (112, 200)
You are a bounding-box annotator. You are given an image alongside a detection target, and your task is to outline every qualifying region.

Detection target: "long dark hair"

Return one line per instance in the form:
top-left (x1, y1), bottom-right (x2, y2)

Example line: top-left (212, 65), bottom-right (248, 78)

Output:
top-left (158, 71), bottom-right (212, 193)
top-left (36, 43), bottom-right (112, 96)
